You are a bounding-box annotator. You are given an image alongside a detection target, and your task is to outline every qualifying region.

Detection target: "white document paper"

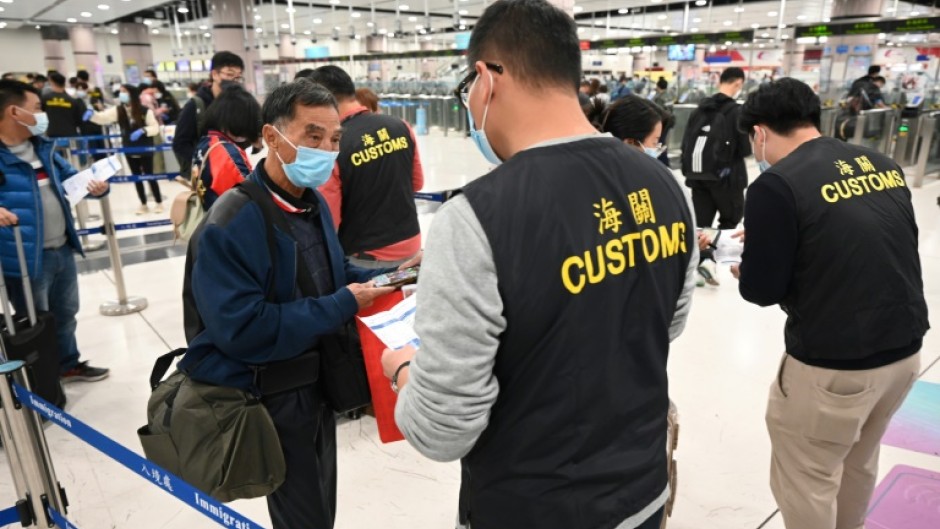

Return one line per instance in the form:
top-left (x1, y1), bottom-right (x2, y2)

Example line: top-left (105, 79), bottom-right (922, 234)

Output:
top-left (63, 155), bottom-right (122, 206)
top-left (357, 294), bottom-right (421, 350)
top-left (714, 229), bottom-right (744, 264)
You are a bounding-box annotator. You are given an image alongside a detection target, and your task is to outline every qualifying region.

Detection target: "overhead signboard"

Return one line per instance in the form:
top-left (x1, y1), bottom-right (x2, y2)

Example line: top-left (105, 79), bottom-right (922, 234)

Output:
top-left (585, 30), bottom-right (754, 50)
top-left (795, 16), bottom-right (940, 39)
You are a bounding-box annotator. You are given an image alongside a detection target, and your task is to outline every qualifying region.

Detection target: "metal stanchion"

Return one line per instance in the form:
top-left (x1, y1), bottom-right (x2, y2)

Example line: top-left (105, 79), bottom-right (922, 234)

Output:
top-left (442, 96), bottom-right (450, 137)
top-left (98, 195), bottom-right (148, 316)
top-left (0, 360), bottom-right (68, 527)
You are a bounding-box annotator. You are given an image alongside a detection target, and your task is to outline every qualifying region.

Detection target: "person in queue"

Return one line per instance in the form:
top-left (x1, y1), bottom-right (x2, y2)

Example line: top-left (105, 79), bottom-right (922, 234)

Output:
top-left (76, 70), bottom-right (106, 108)
top-left (87, 84), bottom-right (163, 214)
top-left (41, 71), bottom-right (88, 139)
top-left (0, 80), bottom-right (110, 382)
top-left (300, 66), bottom-right (425, 269)
top-left (147, 80), bottom-right (181, 125)
top-left (380, 1), bottom-right (698, 528)
top-left (601, 95), bottom-right (666, 160)
top-left (191, 84), bottom-right (261, 210)
top-left (180, 79), bottom-right (412, 529)
top-left (172, 51), bottom-right (245, 179)
top-left (733, 78), bottom-right (928, 529)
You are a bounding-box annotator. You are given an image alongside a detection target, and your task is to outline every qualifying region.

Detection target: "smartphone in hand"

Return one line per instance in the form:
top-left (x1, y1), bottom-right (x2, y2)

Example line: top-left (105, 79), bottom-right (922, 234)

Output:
top-left (372, 267), bottom-right (419, 289)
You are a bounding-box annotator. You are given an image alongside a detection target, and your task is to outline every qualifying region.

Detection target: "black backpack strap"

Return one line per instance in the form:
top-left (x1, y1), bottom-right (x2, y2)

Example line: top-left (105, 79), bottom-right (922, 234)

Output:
top-left (237, 180), bottom-right (321, 298)
top-left (236, 180), bottom-right (323, 396)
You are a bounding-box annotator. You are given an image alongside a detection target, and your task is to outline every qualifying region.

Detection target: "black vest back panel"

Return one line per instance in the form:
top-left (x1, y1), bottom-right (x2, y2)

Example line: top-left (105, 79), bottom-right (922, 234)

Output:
top-left (770, 137), bottom-right (928, 360)
top-left (461, 137), bottom-right (694, 529)
top-left (336, 111), bottom-right (419, 254)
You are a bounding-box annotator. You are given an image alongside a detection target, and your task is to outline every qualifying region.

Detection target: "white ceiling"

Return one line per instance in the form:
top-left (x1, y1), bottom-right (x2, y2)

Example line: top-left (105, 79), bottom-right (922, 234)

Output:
top-left (0, 0), bottom-right (171, 28)
top-left (2, 0), bottom-right (940, 46)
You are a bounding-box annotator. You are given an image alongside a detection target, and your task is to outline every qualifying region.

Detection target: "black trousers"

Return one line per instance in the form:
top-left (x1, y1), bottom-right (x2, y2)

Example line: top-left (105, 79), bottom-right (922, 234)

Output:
top-left (264, 386), bottom-right (337, 529)
top-left (126, 155), bottom-right (162, 205)
top-left (691, 182), bottom-right (744, 229)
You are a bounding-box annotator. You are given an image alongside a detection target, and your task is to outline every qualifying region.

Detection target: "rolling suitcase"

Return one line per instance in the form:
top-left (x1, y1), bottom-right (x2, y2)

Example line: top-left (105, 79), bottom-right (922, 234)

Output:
top-left (0, 225), bottom-right (67, 410)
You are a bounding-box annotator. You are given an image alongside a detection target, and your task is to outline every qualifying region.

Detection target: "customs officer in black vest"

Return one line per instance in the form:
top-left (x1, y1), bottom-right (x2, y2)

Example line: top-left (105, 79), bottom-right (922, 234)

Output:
top-left (734, 78), bottom-right (928, 529)
top-left (381, 1), bottom-right (699, 528)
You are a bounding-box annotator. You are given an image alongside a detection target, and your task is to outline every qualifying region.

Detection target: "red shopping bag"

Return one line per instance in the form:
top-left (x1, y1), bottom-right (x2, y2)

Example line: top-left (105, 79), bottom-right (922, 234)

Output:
top-left (356, 291), bottom-right (407, 443)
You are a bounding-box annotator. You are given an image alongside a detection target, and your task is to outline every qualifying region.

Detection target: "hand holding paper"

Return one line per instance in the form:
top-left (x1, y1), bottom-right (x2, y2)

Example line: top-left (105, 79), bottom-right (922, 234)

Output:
top-left (63, 155), bottom-right (122, 206)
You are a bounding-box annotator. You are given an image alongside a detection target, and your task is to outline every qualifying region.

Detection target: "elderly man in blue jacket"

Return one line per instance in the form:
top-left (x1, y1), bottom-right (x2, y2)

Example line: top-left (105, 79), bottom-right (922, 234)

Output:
top-left (0, 80), bottom-right (110, 382)
top-left (180, 79), bottom-right (411, 529)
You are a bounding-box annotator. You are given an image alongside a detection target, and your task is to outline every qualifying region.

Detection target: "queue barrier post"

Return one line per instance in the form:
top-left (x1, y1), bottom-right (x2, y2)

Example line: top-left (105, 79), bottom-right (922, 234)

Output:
top-left (0, 360), bottom-right (68, 528)
top-left (98, 194), bottom-right (148, 316)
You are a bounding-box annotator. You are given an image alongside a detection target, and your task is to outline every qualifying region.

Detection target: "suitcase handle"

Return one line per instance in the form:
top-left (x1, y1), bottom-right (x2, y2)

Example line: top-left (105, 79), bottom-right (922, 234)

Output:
top-left (12, 225), bottom-right (36, 327)
top-left (0, 225), bottom-right (37, 340)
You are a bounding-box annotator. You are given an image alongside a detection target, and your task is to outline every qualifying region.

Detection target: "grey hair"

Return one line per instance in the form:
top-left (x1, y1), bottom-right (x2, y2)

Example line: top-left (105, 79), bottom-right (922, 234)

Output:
top-left (261, 78), bottom-right (337, 127)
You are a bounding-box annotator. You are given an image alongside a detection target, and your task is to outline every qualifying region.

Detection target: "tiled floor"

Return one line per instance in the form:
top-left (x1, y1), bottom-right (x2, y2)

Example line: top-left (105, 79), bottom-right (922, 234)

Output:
top-left (0, 131), bottom-right (938, 529)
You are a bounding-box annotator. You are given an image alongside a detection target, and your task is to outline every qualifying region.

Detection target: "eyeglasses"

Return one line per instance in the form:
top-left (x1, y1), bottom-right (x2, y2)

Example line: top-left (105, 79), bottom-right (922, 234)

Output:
top-left (454, 62), bottom-right (503, 108)
top-left (218, 69), bottom-right (244, 83)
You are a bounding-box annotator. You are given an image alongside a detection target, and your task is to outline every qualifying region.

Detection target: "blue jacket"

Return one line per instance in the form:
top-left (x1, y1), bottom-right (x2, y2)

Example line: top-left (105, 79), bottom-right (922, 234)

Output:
top-left (180, 167), bottom-right (385, 390)
top-left (0, 136), bottom-right (82, 278)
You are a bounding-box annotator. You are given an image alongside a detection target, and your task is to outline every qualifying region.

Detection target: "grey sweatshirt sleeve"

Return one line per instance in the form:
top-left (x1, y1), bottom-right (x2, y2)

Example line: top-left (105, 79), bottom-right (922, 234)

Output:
top-left (395, 195), bottom-right (505, 462)
top-left (668, 188), bottom-right (700, 342)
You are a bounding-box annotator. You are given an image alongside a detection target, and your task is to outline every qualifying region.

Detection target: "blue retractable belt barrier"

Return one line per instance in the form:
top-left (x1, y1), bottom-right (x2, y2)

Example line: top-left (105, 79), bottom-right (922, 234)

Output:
top-left (414, 192), bottom-right (447, 202)
top-left (71, 144), bottom-right (173, 156)
top-left (76, 219), bottom-right (173, 237)
top-left (52, 134), bottom-right (122, 145)
top-left (110, 173), bottom-right (179, 183)
top-left (12, 383), bottom-right (266, 529)
top-left (48, 507), bottom-right (80, 529)
top-left (0, 506), bottom-right (20, 527)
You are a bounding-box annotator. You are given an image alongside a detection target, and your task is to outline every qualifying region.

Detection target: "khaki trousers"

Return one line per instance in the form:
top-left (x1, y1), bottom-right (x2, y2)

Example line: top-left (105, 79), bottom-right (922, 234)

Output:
top-left (765, 352), bottom-right (920, 529)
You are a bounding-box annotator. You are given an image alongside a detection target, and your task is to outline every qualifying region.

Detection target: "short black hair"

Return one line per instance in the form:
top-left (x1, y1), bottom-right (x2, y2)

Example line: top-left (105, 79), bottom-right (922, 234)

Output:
top-left (868, 65), bottom-right (881, 76)
top-left (295, 68), bottom-right (316, 80)
top-left (305, 65), bottom-right (356, 99)
top-left (468, 0), bottom-right (581, 92)
top-left (205, 84), bottom-right (262, 143)
top-left (872, 76), bottom-right (886, 84)
top-left (144, 69), bottom-right (157, 78)
top-left (33, 74), bottom-right (47, 84)
top-left (601, 96), bottom-right (663, 144)
top-left (657, 78), bottom-right (668, 91)
top-left (720, 67), bottom-right (745, 84)
top-left (77, 70), bottom-right (90, 81)
top-left (261, 78), bottom-right (337, 126)
top-left (49, 72), bottom-right (66, 87)
top-left (210, 51), bottom-right (245, 72)
top-left (0, 80), bottom-right (40, 116)
top-left (739, 78), bottom-right (821, 137)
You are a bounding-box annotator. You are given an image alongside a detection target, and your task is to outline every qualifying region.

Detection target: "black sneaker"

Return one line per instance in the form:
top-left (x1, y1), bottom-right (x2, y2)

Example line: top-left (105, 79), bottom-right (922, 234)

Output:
top-left (61, 362), bottom-right (110, 383)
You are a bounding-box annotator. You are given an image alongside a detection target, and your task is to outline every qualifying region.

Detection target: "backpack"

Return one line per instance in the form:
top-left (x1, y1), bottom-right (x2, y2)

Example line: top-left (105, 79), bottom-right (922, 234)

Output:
top-left (177, 96), bottom-right (210, 178)
top-left (169, 139), bottom-right (228, 242)
top-left (193, 95), bottom-right (209, 138)
top-left (681, 100), bottom-right (738, 182)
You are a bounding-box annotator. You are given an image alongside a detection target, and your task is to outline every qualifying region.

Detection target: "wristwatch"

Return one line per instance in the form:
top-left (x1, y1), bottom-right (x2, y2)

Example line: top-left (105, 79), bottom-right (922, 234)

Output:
top-left (391, 361), bottom-right (411, 394)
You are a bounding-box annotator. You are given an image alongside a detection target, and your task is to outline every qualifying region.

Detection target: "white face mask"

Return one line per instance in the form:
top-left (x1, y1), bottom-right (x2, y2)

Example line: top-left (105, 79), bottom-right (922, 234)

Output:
top-left (65, 87), bottom-right (77, 97)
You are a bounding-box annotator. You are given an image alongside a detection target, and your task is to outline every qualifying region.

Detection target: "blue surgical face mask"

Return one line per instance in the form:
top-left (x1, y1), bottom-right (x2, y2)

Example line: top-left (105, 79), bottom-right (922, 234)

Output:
top-left (142, 77), bottom-right (153, 86)
top-left (644, 146), bottom-right (662, 158)
top-left (467, 73), bottom-right (502, 166)
top-left (754, 127), bottom-right (772, 172)
top-left (119, 92), bottom-right (131, 104)
top-left (15, 107), bottom-right (48, 137)
top-left (273, 127), bottom-right (338, 189)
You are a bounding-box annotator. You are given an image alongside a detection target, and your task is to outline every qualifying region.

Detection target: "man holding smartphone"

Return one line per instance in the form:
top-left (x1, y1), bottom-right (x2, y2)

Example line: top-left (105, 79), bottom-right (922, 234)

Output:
top-left (181, 80), bottom-right (403, 529)
top-left (381, 1), bottom-right (698, 527)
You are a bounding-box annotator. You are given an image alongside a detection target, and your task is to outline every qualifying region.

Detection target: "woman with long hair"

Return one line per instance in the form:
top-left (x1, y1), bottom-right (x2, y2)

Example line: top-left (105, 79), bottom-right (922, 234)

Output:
top-left (89, 84), bottom-right (163, 214)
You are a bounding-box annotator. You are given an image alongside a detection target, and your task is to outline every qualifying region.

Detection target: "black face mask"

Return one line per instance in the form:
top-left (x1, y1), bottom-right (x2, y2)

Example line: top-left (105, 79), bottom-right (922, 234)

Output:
top-left (219, 80), bottom-right (239, 91)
